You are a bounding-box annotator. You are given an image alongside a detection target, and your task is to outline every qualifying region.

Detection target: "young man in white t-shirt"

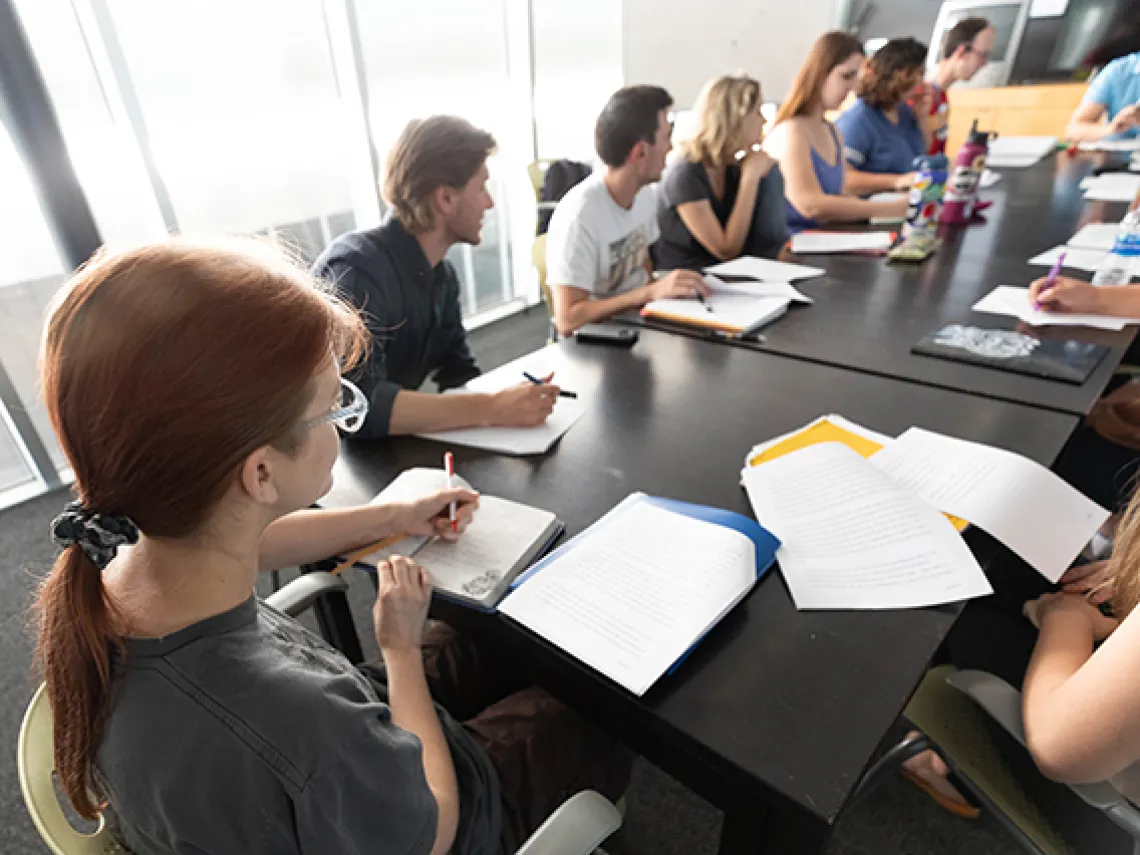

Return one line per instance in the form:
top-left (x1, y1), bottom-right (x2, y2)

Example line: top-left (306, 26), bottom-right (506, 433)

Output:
top-left (546, 85), bottom-right (707, 336)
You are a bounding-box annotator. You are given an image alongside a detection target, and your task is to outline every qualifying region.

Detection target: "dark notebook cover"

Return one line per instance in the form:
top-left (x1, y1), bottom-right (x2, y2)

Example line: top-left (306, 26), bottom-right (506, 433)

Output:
top-left (913, 324), bottom-right (1110, 385)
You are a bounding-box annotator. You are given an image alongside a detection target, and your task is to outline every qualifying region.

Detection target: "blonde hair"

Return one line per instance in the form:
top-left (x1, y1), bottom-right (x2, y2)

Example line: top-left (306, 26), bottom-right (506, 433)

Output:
top-left (382, 116), bottom-right (496, 233)
top-left (1108, 486), bottom-right (1140, 619)
top-left (679, 74), bottom-right (761, 168)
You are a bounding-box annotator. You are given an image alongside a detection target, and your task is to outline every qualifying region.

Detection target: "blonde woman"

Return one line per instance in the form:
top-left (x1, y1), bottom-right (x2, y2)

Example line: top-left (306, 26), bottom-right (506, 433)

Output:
top-left (764, 32), bottom-right (909, 229)
top-left (655, 74), bottom-right (789, 270)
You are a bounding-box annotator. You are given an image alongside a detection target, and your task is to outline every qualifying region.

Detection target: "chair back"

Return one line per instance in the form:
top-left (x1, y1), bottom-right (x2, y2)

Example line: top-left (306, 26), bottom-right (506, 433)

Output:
top-left (18, 683), bottom-right (129, 855)
top-left (528, 160), bottom-right (553, 200)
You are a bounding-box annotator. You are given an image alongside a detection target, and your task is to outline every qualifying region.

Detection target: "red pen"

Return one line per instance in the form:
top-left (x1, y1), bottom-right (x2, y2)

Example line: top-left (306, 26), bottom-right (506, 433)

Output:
top-left (445, 451), bottom-right (457, 533)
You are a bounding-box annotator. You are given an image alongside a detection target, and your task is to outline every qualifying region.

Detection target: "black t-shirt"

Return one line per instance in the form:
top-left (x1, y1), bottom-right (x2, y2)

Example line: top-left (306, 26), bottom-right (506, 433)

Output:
top-left (654, 159), bottom-right (790, 271)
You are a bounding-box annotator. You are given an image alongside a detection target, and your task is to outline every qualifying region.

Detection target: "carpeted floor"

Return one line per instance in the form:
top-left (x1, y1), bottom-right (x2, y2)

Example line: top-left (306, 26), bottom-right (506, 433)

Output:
top-left (0, 306), bottom-right (1069, 853)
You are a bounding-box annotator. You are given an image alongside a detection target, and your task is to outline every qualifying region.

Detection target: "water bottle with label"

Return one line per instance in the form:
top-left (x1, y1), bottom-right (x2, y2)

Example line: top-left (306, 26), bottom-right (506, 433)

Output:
top-left (1092, 211), bottom-right (1140, 287)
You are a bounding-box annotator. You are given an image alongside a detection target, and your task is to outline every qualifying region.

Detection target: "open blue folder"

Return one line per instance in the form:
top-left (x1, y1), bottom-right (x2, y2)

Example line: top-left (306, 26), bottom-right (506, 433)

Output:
top-left (508, 492), bottom-right (780, 677)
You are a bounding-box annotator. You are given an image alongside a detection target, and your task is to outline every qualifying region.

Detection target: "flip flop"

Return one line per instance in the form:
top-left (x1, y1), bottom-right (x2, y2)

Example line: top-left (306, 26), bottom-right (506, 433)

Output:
top-left (900, 765), bottom-right (982, 819)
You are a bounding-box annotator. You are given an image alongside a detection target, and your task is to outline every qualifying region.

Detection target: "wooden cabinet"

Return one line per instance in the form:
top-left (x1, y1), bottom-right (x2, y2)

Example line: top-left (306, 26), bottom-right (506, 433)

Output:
top-left (945, 82), bottom-right (1087, 158)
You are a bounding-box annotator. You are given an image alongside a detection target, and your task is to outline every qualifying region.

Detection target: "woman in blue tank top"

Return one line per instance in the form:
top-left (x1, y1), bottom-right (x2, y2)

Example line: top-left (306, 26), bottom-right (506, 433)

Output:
top-left (764, 32), bottom-right (911, 230)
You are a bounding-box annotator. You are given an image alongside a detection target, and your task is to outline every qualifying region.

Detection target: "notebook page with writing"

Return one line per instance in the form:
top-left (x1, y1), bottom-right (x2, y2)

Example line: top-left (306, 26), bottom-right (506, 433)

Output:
top-left (869, 428), bottom-right (1109, 583)
top-left (412, 496), bottom-right (559, 606)
top-left (972, 286), bottom-right (1132, 330)
top-left (743, 443), bottom-right (991, 610)
top-left (499, 501), bottom-right (757, 696)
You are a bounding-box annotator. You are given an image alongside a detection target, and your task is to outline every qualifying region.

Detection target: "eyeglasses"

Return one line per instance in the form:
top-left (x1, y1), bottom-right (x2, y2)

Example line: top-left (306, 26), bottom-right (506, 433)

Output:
top-left (305, 377), bottom-right (369, 434)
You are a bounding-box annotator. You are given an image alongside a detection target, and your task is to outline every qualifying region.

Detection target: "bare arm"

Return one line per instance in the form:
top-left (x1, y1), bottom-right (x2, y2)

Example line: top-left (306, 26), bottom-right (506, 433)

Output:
top-left (768, 123), bottom-right (907, 223)
top-left (1066, 102), bottom-right (1114, 142)
top-left (1023, 593), bottom-right (1140, 784)
top-left (843, 166), bottom-right (912, 196)
top-left (552, 283), bottom-right (652, 336)
top-left (259, 505), bottom-right (401, 572)
top-left (375, 558), bottom-right (459, 855)
top-left (674, 155), bottom-right (768, 260)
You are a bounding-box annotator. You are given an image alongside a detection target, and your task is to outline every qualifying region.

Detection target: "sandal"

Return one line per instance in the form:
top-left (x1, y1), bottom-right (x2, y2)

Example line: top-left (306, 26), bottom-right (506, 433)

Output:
top-left (900, 764), bottom-right (982, 820)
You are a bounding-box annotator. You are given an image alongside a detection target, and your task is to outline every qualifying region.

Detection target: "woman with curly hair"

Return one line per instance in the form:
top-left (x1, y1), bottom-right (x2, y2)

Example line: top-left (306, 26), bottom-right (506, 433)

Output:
top-left (835, 37), bottom-right (933, 195)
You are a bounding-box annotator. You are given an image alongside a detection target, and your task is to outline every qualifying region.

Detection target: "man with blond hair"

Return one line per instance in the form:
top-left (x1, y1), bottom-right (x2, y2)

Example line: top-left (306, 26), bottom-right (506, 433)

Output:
top-left (313, 116), bottom-right (557, 439)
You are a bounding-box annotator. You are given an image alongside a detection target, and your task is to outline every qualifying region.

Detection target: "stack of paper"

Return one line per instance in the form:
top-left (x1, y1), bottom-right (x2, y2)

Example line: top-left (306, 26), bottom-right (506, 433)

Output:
top-left (743, 443), bottom-right (992, 610)
top-left (790, 231), bottom-right (893, 254)
top-left (1067, 221), bottom-right (1120, 252)
top-left (705, 255), bottom-right (825, 282)
top-left (417, 350), bottom-right (586, 455)
top-left (500, 493), bottom-right (779, 695)
top-left (972, 285), bottom-right (1136, 330)
top-left (985, 136), bottom-right (1057, 168)
top-left (741, 418), bottom-right (1111, 609)
top-left (1079, 138), bottom-right (1140, 153)
top-left (1080, 173), bottom-right (1140, 202)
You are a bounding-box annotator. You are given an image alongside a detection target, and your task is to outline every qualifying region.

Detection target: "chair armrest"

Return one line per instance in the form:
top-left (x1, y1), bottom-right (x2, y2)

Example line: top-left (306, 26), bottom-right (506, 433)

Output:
top-left (265, 572), bottom-right (348, 618)
top-left (947, 669), bottom-right (1130, 813)
top-left (515, 790), bottom-right (622, 855)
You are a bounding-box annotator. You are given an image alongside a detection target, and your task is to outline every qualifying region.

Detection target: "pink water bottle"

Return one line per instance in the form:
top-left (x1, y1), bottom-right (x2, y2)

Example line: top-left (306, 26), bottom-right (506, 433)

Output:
top-left (941, 120), bottom-right (993, 225)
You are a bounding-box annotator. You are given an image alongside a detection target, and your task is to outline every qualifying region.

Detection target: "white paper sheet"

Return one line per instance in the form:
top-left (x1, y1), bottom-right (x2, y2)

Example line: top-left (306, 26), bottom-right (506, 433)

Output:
top-left (1079, 139), bottom-right (1140, 152)
top-left (972, 285), bottom-right (1132, 330)
top-left (980, 169), bottom-right (1002, 188)
top-left (704, 274), bottom-right (812, 303)
top-left (868, 192), bottom-right (907, 204)
top-left (1028, 245), bottom-right (1135, 276)
top-left (869, 428), bottom-right (1109, 583)
top-left (415, 350), bottom-right (586, 455)
top-left (500, 499), bottom-right (757, 695)
top-left (705, 255), bottom-right (826, 281)
top-left (743, 443), bottom-right (991, 610)
top-left (1081, 173), bottom-right (1140, 201)
top-left (1067, 222), bottom-right (1120, 252)
top-left (1030, 0), bottom-right (1068, 17)
top-left (790, 231), bottom-right (893, 254)
top-left (986, 137), bottom-right (1057, 168)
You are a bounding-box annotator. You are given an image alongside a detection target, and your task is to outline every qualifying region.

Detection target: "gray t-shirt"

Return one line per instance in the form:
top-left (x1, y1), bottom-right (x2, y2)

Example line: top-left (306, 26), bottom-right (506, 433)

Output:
top-left (96, 596), bottom-right (499, 855)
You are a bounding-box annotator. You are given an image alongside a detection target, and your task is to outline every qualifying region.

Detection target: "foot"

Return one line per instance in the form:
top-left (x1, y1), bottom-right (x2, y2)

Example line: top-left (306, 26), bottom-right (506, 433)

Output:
top-left (900, 743), bottom-right (981, 819)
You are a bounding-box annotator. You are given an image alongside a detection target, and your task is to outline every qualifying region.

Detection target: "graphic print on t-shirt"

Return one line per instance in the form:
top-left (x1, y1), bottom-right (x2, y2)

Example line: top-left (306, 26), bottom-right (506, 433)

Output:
top-left (605, 225), bottom-right (651, 294)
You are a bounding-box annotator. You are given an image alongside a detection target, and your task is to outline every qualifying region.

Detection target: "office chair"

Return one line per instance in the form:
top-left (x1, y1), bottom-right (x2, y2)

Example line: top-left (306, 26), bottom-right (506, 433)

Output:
top-left (18, 572), bottom-right (622, 855)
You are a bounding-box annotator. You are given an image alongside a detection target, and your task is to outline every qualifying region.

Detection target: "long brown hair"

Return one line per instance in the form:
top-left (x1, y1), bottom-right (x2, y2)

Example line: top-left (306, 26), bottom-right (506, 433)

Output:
top-left (775, 31), bottom-right (865, 126)
top-left (679, 74), bottom-right (761, 168)
top-left (33, 239), bottom-right (367, 819)
top-left (1108, 482), bottom-right (1140, 619)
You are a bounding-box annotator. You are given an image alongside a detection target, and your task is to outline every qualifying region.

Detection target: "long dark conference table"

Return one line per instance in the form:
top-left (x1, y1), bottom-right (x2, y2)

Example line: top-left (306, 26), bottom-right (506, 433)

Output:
top-left (321, 152), bottom-right (1128, 854)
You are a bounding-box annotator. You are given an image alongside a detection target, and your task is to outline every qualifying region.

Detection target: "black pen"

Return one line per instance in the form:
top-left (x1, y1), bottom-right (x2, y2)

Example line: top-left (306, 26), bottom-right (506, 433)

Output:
top-left (695, 291), bottom-right (715, 313)
top-left (522, 371), bottom-right (578, 399)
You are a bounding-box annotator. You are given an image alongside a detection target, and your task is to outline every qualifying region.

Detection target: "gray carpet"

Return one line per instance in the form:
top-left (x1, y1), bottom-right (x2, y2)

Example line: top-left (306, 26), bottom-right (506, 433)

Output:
top-left (0, 305), bottom-right (1039, 853)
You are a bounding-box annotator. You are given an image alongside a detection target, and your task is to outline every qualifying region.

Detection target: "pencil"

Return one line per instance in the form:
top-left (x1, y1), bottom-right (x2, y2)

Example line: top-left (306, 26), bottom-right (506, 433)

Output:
top-left (330, 532), bottom-right (407, 576)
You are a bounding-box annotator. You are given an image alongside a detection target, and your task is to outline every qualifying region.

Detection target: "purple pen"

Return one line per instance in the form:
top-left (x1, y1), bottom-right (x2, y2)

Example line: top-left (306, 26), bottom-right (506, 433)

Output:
top-left (1036, 251), bottom-right (1066, 310)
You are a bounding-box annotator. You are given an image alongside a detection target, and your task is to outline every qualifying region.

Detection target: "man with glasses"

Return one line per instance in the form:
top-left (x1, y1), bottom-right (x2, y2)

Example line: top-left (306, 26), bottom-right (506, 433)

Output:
top-left (312, 116), bottom-right (558, 439)
top-left (919, 17), bottom-right (994, 156)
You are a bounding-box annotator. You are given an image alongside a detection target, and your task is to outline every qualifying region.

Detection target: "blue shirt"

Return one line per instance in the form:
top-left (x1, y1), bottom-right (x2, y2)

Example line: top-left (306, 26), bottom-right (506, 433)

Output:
top-left (835, 99), bottom-right (925, 175)
top-left (1083, 52), bottom-right (1140, 140)
top-left (786, 122), bottom-right (847, 230)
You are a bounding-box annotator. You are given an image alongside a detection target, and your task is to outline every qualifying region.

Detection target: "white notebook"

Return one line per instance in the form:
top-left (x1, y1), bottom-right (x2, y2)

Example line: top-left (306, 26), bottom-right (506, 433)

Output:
top-left (500, 495), bottom-right (762, 695)
top-left (359, 468), bottom-right (564, 610)
top-left (1028, 245), bottom-right (1136, 277)
top-left (704, 255), bottom-right (825, 282)
top-left (790, 231), bottom-right (893, 254)
top-left (705, 275), bottom-right (812, 303)
top-left (642, 293), bottom-right (789, 336)
top-left (1081, 173), bottom-right (1140, 202)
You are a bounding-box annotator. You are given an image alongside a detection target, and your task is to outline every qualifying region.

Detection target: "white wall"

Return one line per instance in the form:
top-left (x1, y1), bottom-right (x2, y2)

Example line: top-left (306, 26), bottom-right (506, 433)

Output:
top-left (622, 0), bottom-right (844, 109)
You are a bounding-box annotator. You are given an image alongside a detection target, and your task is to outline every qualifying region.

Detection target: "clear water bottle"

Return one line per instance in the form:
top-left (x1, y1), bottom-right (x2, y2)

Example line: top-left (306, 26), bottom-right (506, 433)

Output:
top-left (1092, 211), bottom-right (1140, 287)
